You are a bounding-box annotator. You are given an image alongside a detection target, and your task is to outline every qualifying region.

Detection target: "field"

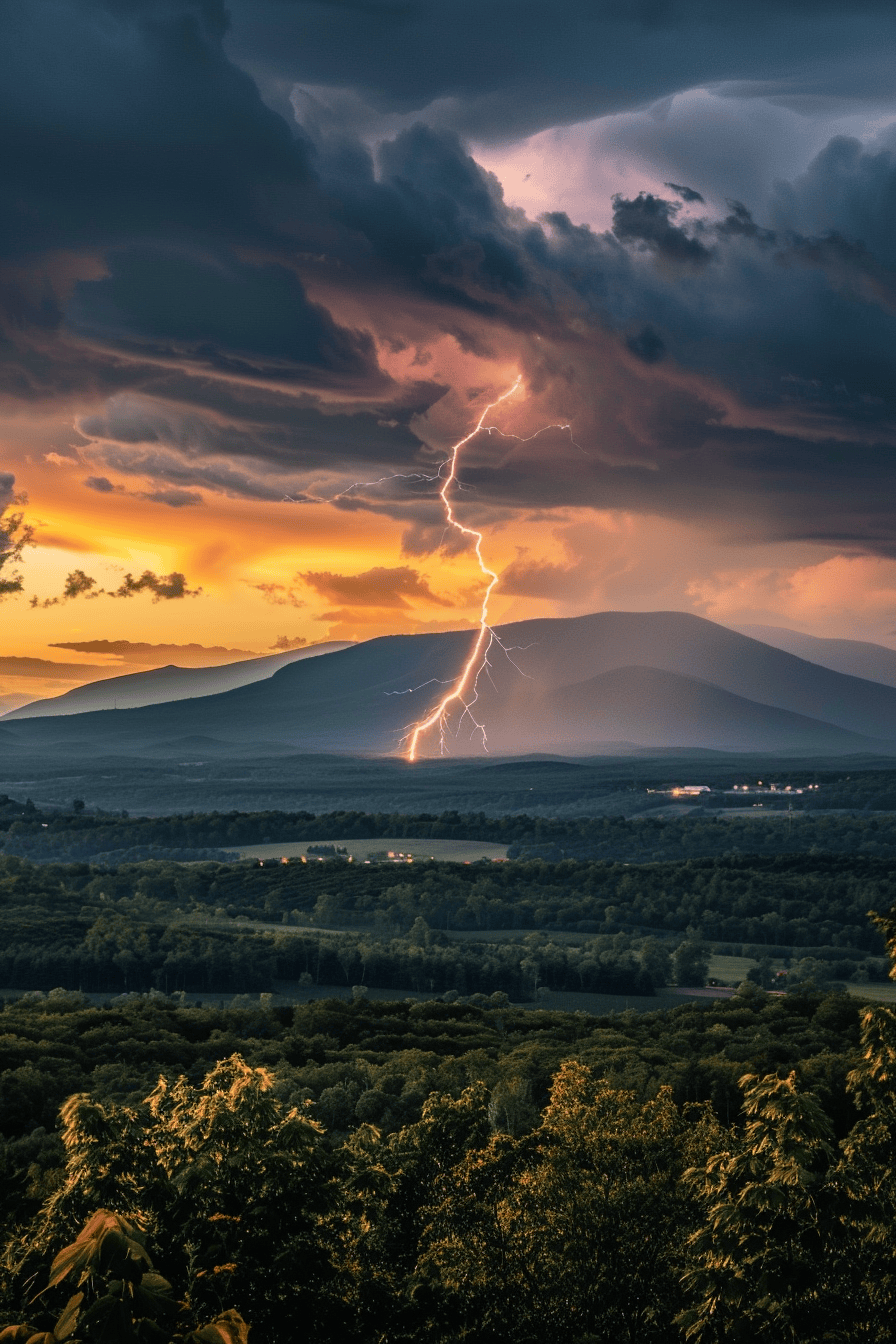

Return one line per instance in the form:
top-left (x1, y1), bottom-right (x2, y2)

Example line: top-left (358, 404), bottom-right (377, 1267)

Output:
top-left (707, 952), bottom-right (896, 1001)
top-left (234, 836), bottom-right (510, 862)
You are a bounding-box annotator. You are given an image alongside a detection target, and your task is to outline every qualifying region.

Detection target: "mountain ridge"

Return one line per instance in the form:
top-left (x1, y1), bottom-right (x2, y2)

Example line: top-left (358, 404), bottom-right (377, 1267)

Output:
top-left (3, 641), bottom-right (353, 719)
top-left (5, 610), bottom-right (896, 757)
top-left (733, 624), bottom-right (896, 689)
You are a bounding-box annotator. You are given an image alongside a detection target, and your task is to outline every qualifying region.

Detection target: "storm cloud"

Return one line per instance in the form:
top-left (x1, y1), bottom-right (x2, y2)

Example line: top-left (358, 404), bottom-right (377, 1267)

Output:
top-left (2, 0), bottom-right (896, 569)
top-left (226, 0), bottom-right (896, 140)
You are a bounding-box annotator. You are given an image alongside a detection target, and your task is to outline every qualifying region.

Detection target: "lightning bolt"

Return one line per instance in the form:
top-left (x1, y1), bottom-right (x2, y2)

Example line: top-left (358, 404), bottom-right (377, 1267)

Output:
top-left (402, 375), bottom-right (530, 761)
top-left (283, 374), bottom-right (581, 761)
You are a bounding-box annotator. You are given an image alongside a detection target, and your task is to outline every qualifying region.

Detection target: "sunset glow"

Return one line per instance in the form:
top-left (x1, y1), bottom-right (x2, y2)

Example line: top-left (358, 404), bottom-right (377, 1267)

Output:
top-left (2, 1), bottom-right (895, 719)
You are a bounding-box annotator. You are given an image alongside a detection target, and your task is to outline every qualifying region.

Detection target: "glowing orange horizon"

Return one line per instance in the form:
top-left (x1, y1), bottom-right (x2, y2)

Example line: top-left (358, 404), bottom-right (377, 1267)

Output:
top-left (404, 375), bottom-right (523, 760)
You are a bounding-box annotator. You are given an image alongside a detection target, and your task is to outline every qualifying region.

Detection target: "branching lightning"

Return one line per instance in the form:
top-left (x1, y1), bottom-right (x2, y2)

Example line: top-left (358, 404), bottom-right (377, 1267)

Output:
top-left (401, 376), bottom-right (586, 762)
top-left (401, 376), bottom-right (524, 760)
top-left (284, 373), bottom-right (581, 761)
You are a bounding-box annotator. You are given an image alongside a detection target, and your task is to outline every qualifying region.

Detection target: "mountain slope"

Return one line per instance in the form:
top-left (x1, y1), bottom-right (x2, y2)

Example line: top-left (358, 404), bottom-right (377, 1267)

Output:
top-left (537, 666), bottom-right (879, 753)
top-left (5, 611), bottom-right (896, 756)
top-left (2, 642), bottom-right (352, 719)
top-left (734, 625), bottom-right (896, 689)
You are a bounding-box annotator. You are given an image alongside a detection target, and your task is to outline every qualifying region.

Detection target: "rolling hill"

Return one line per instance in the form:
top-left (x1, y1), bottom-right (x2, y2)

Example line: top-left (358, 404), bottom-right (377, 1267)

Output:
top-left (2, 641), bottom-right (352, 719)
top-left (536, 665), bottom-right (878, 753)
top-left (4, 611), bottom-right (896, 758)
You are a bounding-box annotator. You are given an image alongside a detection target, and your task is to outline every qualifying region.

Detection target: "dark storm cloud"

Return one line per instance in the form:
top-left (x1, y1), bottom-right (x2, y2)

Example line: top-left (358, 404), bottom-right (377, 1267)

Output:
top-left (0, 0), bottom-right (393, 411)
top-left (44, 115), bottom-right (896, 550)
top-left (527, 140), bottom-right (896, 421)
top-left (92, 448), bottom-right (301, 505)
top-left (626, 326), bottom-right (666, 364)
top-left (326, 123), bottom-right (531, 315)
top-left (68, 248), bottom-right (383, 385)
top-left (141, 488), bottom-right (204, 508)
top-left (772, 134), bottom-right (896, 269)
top-left (0, 0), bottom-right (315, 259)
top-left (611, 193), bottom-right (713, 265)
top-left (2, 0), bottom-right (896, 560)
top-left (77, 391), bottom-right (442, 502)
top-left (400, 518), bottom-right (470, 558)
top-left (665, 184), bottom-right (705, 204)
top-left (226, 0), bottom-right (896, 140)
top-left (462, 418), bottom-right (896, 557)
top-left (714, 202), bottom-right (775, 243)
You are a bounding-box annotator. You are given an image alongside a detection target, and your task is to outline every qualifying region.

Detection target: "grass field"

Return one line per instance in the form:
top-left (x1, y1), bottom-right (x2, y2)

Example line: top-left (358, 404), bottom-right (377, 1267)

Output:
top-left (708, 953), bottom-right (766, 984)
top-left (846, 980), bottom-right (896, 1003)
top-left (708, 953), bottom-right (896, 1002)
top-left (449, 928), bottom-right (587, 945)
top-left (234, 837), bottom-right (510, 863)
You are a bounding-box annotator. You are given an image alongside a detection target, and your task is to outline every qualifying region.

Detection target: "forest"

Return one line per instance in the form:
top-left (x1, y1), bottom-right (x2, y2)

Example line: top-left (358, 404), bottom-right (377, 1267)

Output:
top-left (0, 843), bottom-right (890, 998)
top-left (1, 793), bottom-right (896, 1339)
top-left (5, 751), bottom-right (896, 820)
top-left (0, 972), bottom-right (894, 1341)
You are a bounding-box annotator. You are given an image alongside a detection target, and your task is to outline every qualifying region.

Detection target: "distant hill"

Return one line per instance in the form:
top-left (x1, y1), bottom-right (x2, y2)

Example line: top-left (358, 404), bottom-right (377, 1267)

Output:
top-left (2, 642), bottom-right (352, 719)
top-left (536, 665), bottom-right (878, 753)
top-left (5, 610), bottom-right (896, 758)
top-left (734, 625), bottom-right (896, 689)
top-left (0, 693), bottom-right (35, 717)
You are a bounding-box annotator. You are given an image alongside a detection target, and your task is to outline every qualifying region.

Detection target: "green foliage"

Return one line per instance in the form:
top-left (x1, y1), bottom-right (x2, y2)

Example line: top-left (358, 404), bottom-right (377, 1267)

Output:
top-left (3, 795), bottom-right (896, 1339)
top-left (0, 844), bottom-right (887, 1001)
top-left (9, 796), bottom-right (896, 866)
top-left (0, 988), bottom-right (891, 1341)
top-left (411, 1062), bottom-right (721, 1343)
top-left (3, 1058), bottom-right (340, 1343)
top-left (837, 1004), bottom-right (896, 1338)
top-left (679, 1071), bottom-right (845, 1342)
top-left (145, 1057), bottom-right (337, 1334)
top-left (674, 940), bottom-right (710, 987)
top-left (3, 1208), bottom-right (249, 1343)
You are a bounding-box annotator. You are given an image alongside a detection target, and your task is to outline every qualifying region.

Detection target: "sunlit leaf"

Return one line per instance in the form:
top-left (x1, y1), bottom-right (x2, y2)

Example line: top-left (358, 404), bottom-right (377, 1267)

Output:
top-left (52, 1290), bottom-right (84, 1342)
top-left (187, 1309), bottom-right (251, 1344)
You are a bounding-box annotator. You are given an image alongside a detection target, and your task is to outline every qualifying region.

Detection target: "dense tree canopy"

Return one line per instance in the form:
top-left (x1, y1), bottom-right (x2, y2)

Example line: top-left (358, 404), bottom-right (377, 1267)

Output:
top-left (1, 798), bottom-right (895, 1338)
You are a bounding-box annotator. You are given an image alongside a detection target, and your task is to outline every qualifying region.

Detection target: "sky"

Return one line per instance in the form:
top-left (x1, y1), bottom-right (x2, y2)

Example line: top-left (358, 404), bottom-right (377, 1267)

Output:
top-left (2, 0), bottom-right (896, 709)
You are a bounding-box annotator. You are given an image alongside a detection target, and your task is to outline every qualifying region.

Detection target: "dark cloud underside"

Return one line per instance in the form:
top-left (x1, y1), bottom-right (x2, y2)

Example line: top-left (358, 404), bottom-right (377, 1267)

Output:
top-left (0, 0), bottom-right (895, 562)
top-left (228, 0), bottom-right (896, 138)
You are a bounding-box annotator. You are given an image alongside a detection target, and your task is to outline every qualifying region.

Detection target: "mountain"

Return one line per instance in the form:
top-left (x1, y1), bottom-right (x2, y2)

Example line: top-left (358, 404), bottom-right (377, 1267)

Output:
top-left (734, 625), bottom-right (896, 689)
top-left (5, 610), bottom-right (896, 758)
top-left (537, 666), bottom-right (878, 753)
top-left (2, 642), bottom-right (352, 719)
top-left (0, 693), bottom-right (34, 717)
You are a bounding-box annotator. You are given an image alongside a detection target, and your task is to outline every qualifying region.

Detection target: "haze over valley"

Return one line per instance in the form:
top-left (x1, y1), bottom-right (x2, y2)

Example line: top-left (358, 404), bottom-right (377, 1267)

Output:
top-left (5, 613), bottom-right (896, 807)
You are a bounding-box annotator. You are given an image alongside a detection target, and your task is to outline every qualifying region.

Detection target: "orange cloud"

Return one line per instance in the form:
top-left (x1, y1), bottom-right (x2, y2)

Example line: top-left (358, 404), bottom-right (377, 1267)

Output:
top-left (300, 565), bottom-right (453, 609)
